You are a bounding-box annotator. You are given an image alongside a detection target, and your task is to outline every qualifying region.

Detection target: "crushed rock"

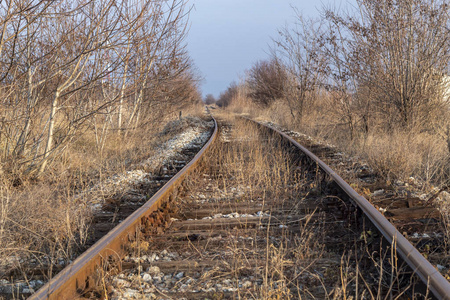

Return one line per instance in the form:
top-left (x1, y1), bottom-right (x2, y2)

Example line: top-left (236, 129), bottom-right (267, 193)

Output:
top-left (76, 117), bottom-right (213, 212)
top-left (201, 211), bottom-right (270, 220)
top-left (108, 269), bottom-right (262, 299)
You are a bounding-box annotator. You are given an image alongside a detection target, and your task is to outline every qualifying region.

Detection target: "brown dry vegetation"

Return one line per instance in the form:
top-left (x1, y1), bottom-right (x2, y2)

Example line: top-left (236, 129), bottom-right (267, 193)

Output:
top-left (217, 0), bottom-right (450, 230)
top-left (223, 84), bottom-right (450, 269)
top-left (0, 0), bottom-right (206, 285)
top-left (229, 92), bottom-right (450, 188)
top-left (212, 5), bottom-right (450, 293)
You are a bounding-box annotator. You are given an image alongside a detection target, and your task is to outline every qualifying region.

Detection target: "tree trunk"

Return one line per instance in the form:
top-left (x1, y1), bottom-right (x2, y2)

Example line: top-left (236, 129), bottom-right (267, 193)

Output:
top-left (16, 65), bottom-right (33, 157)
top-left (118, 45), bottom-right (131, 132)
top-left (39, 90), bottom-right (59, 174)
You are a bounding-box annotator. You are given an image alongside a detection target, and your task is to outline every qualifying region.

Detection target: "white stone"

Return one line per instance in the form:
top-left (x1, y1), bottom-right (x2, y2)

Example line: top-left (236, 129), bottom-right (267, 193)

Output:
top-left (36, 280), bottom-right (44, 286)
top-left (153, 276), bottom-right (162, 284)
top-left (142, 273), bottom-right (152, 282)
top-left (175, 272), bottom-right (184, 279)
top-left (373, 189), bottom-right (384, 196)
top-left (441, 191), bottom-right (450, 202)
top-left (223, 279), bottom-right (232, 286)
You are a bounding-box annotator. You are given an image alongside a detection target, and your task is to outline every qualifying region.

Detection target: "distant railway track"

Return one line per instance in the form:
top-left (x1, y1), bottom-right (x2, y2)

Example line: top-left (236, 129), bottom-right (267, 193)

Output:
top-left (12, 115), bottom-right (450, 299)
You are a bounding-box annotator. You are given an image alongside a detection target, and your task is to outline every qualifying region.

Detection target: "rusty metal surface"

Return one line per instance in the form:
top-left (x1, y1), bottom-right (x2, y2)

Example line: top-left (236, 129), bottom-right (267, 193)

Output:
top-left (253, 120), bottom-right (450, 300)
top-left (30, 117), bottom-right (218, 300)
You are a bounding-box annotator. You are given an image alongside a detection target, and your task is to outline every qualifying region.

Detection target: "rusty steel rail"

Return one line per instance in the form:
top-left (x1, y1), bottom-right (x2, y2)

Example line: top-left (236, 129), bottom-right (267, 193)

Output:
top-left (251, 119), bottom-right (450, 300)
top-left (30, 117), bottom-right (218, 300)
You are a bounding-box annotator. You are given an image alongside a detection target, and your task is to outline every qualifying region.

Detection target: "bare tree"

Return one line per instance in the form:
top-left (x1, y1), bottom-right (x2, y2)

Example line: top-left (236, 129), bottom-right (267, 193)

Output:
top-left (0, 0), bottom-right (196, 177)
top-left (274, 12), bottom-right (327, 123)
top-left (36, 0), bottom-right (126, 173)
top-left (204, 94), bottom-right (216, 105)
top-left (246, 59), bottom-right (287, 107)
top-left (217, 82), bottom-right (239, 107)
top-left (324, 0), bottom-right (450, 130)
top-left (0, 1), bottom-right (56, 159)
top-left (125, 0), bottom-right (189, 132)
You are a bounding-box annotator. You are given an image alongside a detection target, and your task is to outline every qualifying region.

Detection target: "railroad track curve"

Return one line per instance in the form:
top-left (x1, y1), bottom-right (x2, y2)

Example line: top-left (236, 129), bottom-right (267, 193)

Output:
top-left (24, 114), bottom-right (450, 299)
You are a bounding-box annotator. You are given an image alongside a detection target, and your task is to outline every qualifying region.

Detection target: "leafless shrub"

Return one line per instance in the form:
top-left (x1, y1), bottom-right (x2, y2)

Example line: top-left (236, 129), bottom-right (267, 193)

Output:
top-left (246, 59), bottom-right (287, 107)
top-left (204, 94), bottom-right (216, 105)
top-left (273, 12), bottom-right (327, 124)
top-left (0, 0), bottom-right (200, 178)
top-left (216, 82), bottom-right (240, 108)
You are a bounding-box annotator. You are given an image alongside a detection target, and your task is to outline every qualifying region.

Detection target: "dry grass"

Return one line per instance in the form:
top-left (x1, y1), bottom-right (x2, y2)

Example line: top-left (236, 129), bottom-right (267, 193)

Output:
top-left (228, 91), bottom-right (450, 186)
top-left (224, 90), bottom-right (450, 283)
top-left (358, 131), bottom-right (449, 184)
top-left (187, 116), bottom-right (329, 298)
top-left (180, 115), bottom-right (388, 299)
top-left (210, 109), bottom-right (436, 299)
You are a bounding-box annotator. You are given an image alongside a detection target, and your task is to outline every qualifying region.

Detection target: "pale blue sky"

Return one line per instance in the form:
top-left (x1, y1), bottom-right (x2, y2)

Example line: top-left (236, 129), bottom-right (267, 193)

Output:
top-left (186, 0), bottom-right (350, 98)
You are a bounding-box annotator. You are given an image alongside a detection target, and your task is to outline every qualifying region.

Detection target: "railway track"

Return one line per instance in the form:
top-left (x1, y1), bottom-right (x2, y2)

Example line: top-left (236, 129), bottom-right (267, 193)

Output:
top-left (264, 122), bottom-right (449, 278)
top-left (256, 121), bottom-right (450, 299)
top-left (8, 114), bottom-right (450, 299)
top-left (0, 117), bottom-right (216, 299)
